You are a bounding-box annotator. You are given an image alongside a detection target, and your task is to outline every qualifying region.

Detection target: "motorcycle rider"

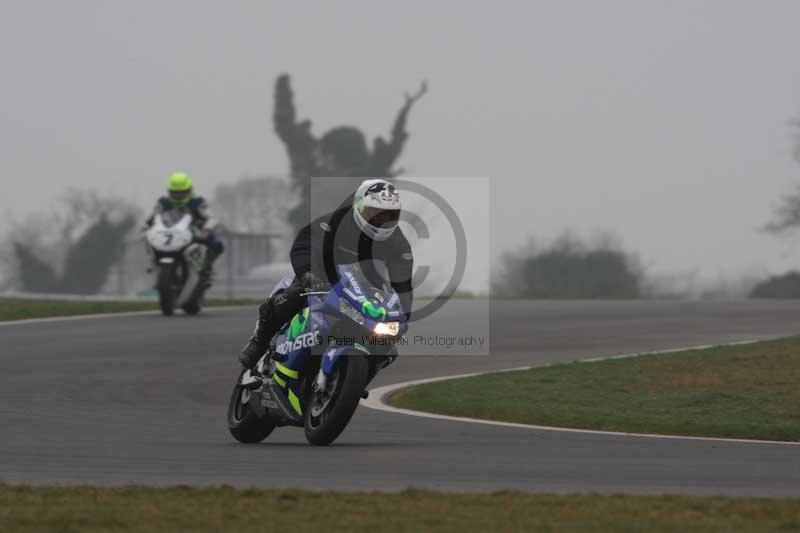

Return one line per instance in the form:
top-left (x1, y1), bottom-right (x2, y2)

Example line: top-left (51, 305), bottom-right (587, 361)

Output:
top-left (145, 172), bottom-right (224, 287)
top-left (239, 178), bottom-right (414, 369)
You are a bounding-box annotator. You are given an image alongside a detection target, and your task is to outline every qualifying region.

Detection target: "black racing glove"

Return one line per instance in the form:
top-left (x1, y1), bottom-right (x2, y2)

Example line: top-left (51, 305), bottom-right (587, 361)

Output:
top-left (300, 272), bottom-right (330, 293)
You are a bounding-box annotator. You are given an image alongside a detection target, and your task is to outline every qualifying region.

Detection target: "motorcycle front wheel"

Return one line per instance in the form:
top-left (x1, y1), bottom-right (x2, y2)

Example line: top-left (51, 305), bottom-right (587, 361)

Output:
top-left (304, 352), bottom-right (369, 446)
top-left (156, 264), bottom-right (177, 316)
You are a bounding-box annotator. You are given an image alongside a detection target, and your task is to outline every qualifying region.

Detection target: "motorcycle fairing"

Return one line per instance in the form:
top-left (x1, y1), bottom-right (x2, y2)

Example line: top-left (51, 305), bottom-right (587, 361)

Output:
top-left (269, 276), bottom-right (295, 298)
top-left (261, 265), bottom-right (406, 421)
top-left (321, 344), bottom-right (370, 376)
top-left (176, 243), bottom-right (206, 306)
top-left (323, 264), bottom-right (408, 334)
top-left (146, 213), bottom-right (194, 253)
top-left (268, 296), bottom-right (328, 418)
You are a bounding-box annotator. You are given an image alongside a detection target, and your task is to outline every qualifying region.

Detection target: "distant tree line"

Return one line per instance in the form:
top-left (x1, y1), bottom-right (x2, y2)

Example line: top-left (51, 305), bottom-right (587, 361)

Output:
top-left (493, 234), bottom-right (642, 299)
top-left (5, 190), bottom-right (139, 294)
top-left (750, 272), bottom-right (800, 299)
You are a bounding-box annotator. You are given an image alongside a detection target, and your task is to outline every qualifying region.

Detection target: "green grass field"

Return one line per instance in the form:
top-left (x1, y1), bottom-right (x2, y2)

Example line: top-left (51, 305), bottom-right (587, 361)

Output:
top-left (393, 337), bottom-right (800, 441)
top-left (1, 486), bottom-right (799, 533)
top-left (0, 298), bottom-right (259, 322)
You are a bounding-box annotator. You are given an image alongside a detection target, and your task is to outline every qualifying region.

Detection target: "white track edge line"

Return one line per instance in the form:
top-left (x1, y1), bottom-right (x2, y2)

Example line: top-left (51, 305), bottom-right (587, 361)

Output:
top-left (361, 339), bottom-right (800, 446)
top-left (0, 305), bottom-right (253, 326)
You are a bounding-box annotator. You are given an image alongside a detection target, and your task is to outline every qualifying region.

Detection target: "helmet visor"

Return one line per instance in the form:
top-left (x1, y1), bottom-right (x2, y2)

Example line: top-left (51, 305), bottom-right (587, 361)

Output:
top-left (169, 189), bottom-right (192, 205)
top-left (361, 205), bottom-right (400, 229)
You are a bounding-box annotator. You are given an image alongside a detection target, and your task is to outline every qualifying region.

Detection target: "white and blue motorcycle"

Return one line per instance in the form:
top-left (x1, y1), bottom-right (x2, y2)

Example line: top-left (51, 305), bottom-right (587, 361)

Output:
top-left (145, 212), bottom-right (207, 316)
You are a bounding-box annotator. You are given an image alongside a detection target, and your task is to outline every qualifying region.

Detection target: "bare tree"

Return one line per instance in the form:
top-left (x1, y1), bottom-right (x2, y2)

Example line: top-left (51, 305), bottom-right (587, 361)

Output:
top-left (766, 119), bottom-right (800, 233)
top-left (8, 189), bottom-right (140, 294)
top-left (766, 186), bottom-right (800, 233)
top-left (273, 74), bottom-right (428, 230)
top-left (366, 81), bottom-right (428, 177)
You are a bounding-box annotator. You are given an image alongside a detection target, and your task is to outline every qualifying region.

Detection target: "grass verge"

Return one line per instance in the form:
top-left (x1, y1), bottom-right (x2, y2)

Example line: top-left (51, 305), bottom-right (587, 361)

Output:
top-left (392, 337), bottom-right (800, 442)
top-left (0, 298), bottom-right (259, 322)
top-left (1, 486), bottom-right (799, 532)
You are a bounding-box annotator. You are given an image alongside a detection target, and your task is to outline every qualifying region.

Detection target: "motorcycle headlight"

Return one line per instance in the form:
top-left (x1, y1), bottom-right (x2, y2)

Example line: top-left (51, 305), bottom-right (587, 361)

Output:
top-left (373, 321), bottom-right (400, 336)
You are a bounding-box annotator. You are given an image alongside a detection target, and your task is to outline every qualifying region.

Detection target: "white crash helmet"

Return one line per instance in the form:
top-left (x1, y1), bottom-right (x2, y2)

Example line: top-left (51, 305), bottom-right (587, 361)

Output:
top-left (352, 179), bottom-right (401, 241)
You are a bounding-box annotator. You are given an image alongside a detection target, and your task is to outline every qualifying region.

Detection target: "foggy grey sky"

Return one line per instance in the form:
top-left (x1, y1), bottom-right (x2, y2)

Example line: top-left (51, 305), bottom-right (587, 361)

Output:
top-left (3, 1), bottom-right (800, 281)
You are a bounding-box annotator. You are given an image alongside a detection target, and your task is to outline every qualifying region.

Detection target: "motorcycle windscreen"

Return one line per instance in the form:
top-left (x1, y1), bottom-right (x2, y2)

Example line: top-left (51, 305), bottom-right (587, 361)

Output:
top-left (161, 208), bottom-right (187, 227)
top-left (338, 260), bottom-right (404, 318)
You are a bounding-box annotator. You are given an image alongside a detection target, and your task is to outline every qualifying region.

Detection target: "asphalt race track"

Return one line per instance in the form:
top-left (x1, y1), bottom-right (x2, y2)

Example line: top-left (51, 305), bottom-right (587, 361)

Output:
top-left (2, 300), bottom-right (800, 496)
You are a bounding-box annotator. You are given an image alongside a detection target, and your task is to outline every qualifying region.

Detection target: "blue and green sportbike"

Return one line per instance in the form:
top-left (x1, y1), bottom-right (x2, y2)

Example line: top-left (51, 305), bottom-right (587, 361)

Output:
top-left (227, 263), bottom-right (408, 446)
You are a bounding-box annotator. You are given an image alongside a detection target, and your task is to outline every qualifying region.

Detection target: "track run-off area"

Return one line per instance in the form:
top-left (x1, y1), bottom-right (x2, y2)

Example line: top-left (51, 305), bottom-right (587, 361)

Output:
top-left (2, 300), bottom-right (800, 496)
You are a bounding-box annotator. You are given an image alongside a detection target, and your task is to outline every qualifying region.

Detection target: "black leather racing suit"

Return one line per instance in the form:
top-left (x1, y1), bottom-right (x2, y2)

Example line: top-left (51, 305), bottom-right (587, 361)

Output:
top-left (240, 205), bottom-right (413, 367)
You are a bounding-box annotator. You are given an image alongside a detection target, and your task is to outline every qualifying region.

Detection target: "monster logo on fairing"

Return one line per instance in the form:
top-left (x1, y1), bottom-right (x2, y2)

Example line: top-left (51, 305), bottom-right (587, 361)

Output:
top-left (276, 332), bottom-right (319, 354)
top-left (276, 308), bottom-right (320, 354)
top-left (361, 300), bottom-right (387, 321)
top-left (288, 308), bottom-right (310, 339)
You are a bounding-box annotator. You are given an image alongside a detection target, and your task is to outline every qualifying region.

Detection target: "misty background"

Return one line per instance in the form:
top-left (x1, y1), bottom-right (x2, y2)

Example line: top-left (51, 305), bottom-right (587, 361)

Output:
top-left (3, 1), bottom-right (800, 297)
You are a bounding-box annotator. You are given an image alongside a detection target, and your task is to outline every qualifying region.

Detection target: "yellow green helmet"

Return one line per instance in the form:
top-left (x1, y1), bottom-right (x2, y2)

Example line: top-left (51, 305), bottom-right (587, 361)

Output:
top-left (167, 172), bottom-right (193, 207)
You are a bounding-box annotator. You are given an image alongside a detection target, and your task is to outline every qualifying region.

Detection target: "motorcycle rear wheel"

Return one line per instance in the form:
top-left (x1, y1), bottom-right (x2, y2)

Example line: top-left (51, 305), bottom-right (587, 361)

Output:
top-left (304, 352), bottom-right (369, 446)
top-left (227, 371), bottom-right (276, 443)
top-left (182, 299), bottom-right (201, 315)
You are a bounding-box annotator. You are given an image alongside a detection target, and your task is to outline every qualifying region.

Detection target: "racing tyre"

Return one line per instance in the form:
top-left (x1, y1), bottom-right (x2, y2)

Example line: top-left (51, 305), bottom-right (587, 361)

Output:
top-left (157, 264), bottom-right (177, 316)
top-left (228, 371), bottom-right (276, 443)
top-left (304, 352), bottom-right (369, 446)
top-left (182, 299), bottom-right (201, 315)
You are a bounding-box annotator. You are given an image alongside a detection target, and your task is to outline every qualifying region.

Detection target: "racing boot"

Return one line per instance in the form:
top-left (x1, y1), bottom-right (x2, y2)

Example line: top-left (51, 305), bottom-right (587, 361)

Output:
top-left (239, 320), bottom-right (270, 369)
top-left (239, 285), bottom-right (305, 369)
top-left (199, 248), bottom-right (221, 290)
top-left (239, 299), bottom-right (281, 369)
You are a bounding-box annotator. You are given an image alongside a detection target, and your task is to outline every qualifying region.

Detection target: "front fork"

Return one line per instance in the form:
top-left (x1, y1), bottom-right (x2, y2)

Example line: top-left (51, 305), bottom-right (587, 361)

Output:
top-left (315, 343), bottom-right (399, 393)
